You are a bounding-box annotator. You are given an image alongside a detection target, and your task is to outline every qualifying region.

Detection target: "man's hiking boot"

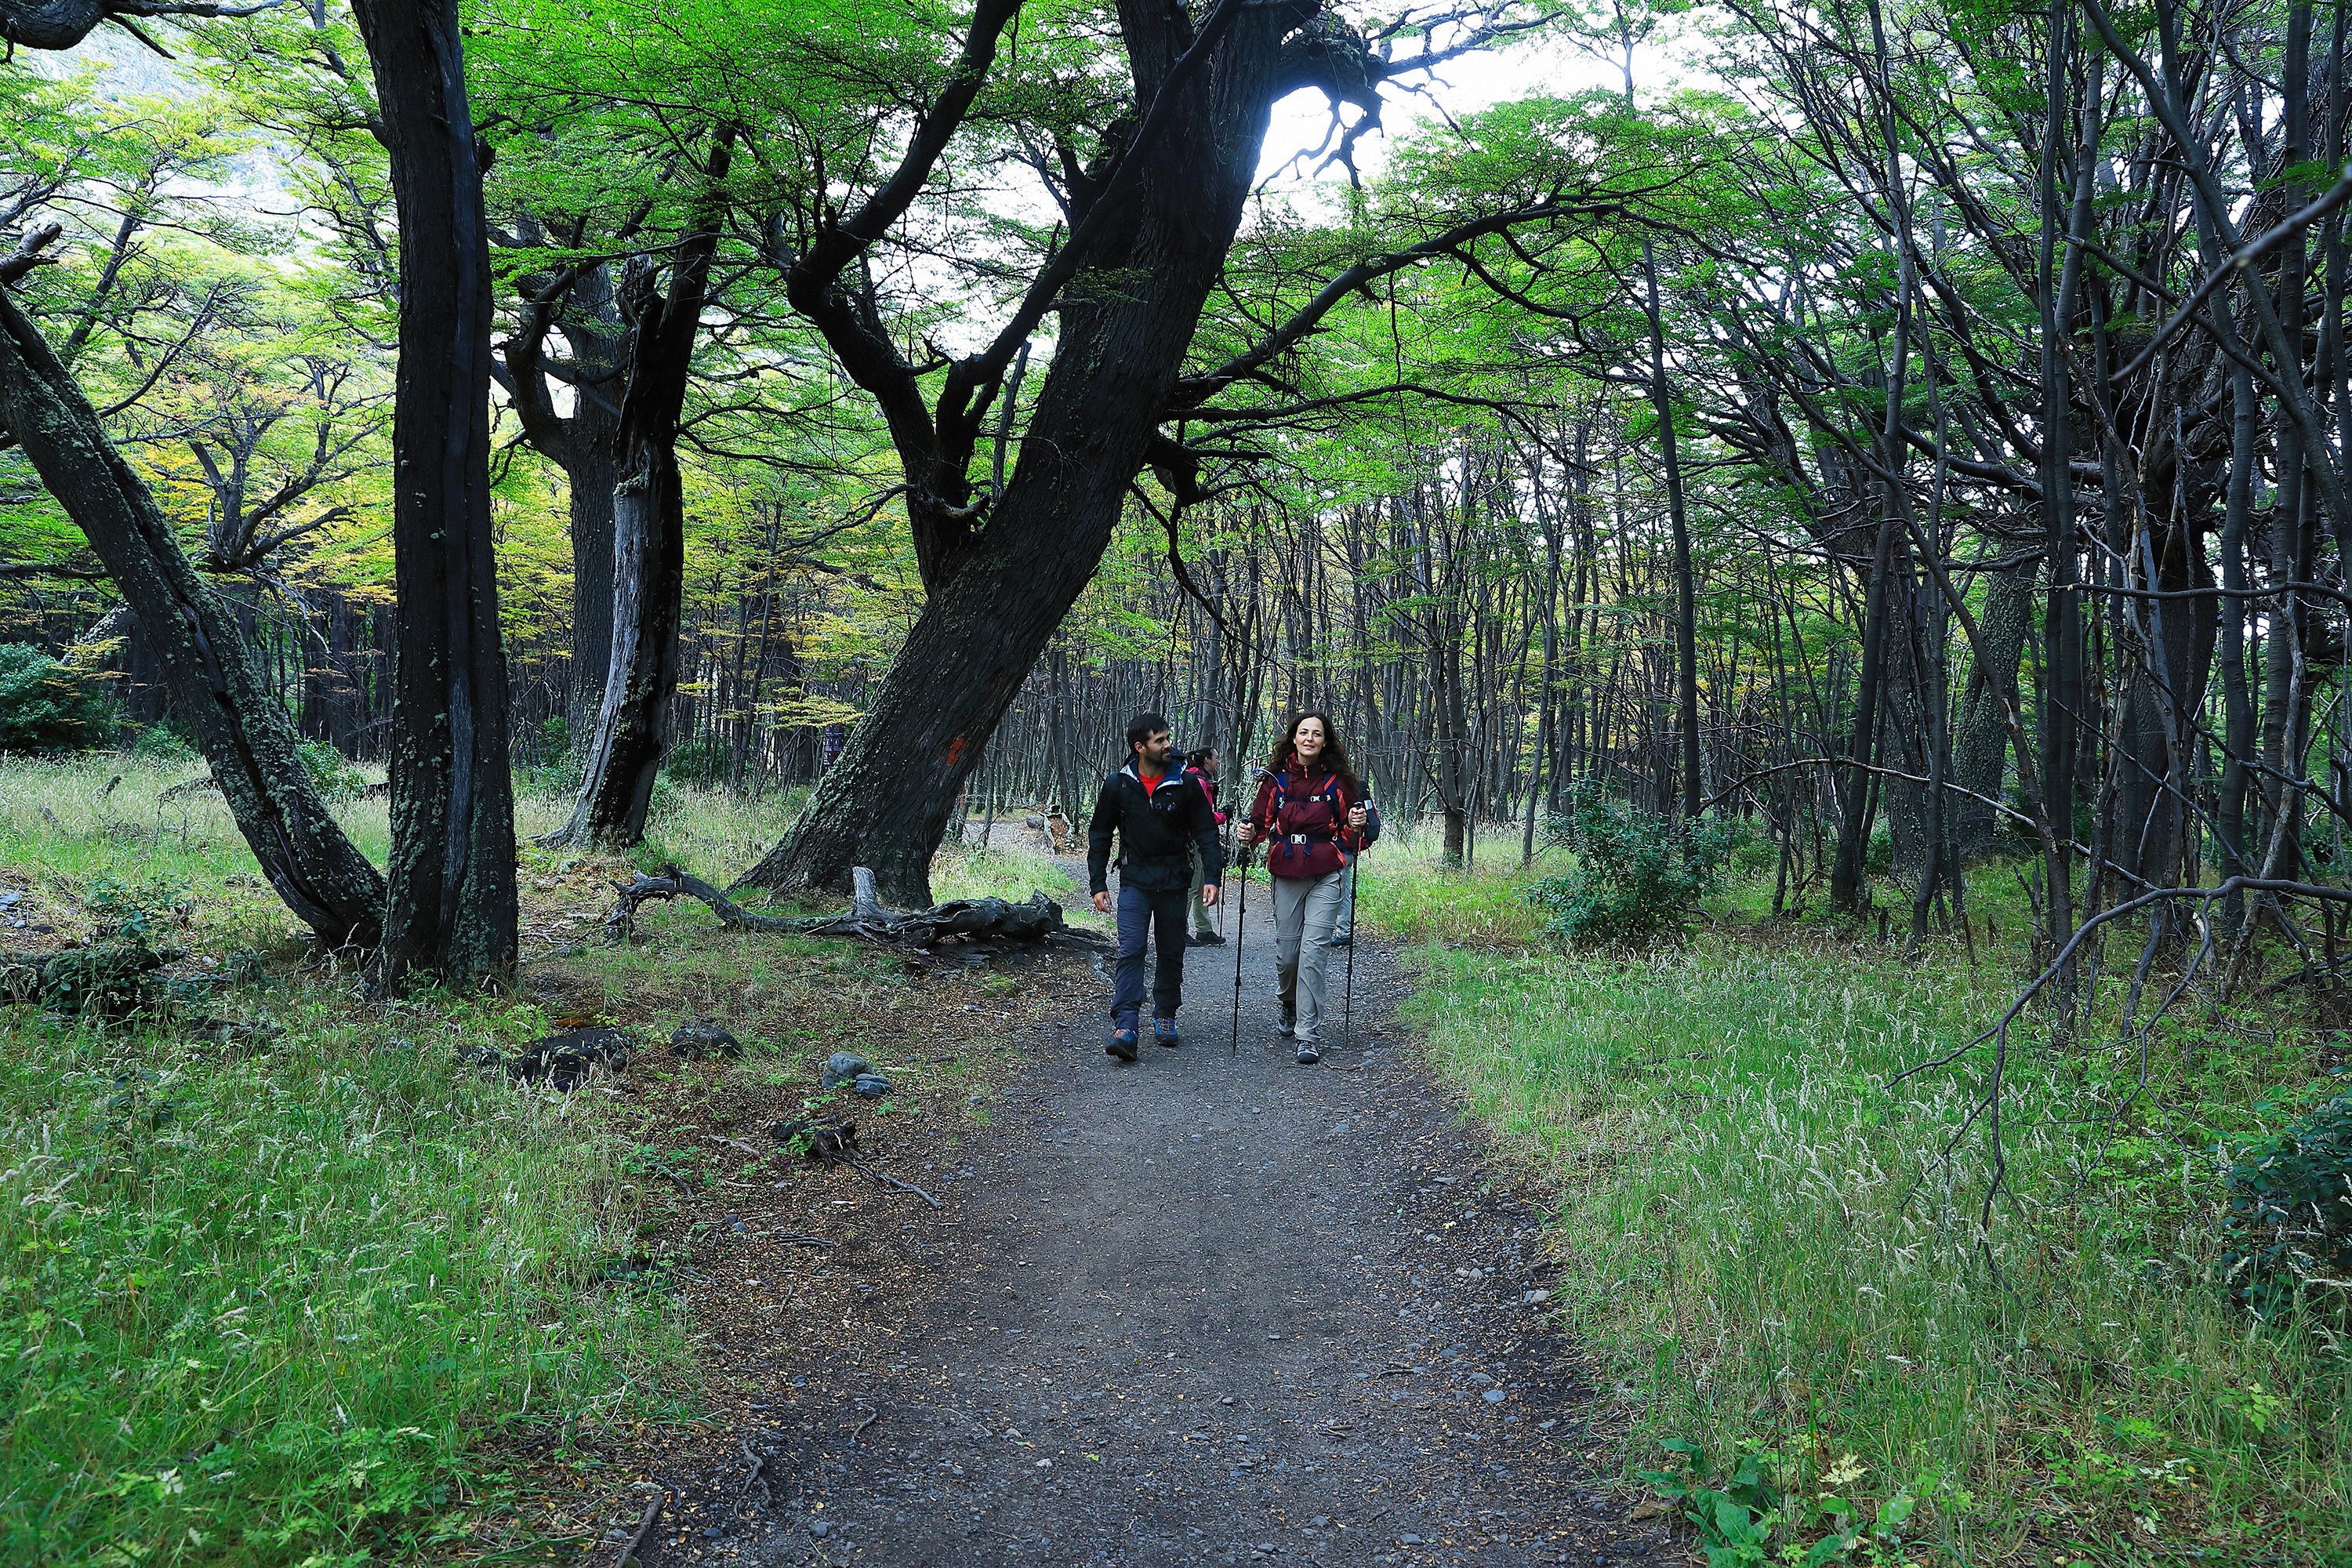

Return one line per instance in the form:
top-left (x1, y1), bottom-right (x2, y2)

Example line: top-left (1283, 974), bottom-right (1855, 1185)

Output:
top-left (1191, 931), bottom-right (1225, 946)
top-left (1295, 1040), bottom-right (1321, 1065)
top-left (1153, 1018), bottom-right (1181, 1048)
top-left (1105, 1028), bottom-right (1139, 1063)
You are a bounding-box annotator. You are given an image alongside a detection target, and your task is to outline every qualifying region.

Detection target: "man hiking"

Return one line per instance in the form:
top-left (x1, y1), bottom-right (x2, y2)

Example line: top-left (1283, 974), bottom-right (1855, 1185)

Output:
top-left (1088, 713), bottom-right (1223, 1063)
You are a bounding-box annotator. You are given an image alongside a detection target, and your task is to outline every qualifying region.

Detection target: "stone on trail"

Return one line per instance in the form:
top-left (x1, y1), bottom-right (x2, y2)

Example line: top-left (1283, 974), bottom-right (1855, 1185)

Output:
top-left (671, 1018), bottom-right (742, 1059)
top-left (823, 1051), bottom-right (874, 1087)
top-left (852, 1071), bottom-right (892, 1098)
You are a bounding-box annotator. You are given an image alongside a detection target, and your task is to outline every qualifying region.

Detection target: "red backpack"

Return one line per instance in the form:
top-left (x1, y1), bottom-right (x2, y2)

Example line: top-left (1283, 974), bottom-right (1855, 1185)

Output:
top-left (1261, 769), bottom-right (1356, 880)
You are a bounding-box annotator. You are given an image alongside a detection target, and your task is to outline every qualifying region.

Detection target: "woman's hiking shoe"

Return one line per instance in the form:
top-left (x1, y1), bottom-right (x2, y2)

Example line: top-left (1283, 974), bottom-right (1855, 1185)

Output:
top-left (1276, 1007), bottom-right (1298, 1037)
top-left (1294, 1040), bottom-right (1321, 1065)
top-left (1105, 1028), bottom-right (1140, 1062)
top-left (1153, 1018), bottom-right (1181, 1047)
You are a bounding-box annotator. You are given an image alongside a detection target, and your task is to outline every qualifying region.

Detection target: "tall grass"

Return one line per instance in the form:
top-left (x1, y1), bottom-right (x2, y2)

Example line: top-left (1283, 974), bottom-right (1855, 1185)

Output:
top-left (1368, 865), bottom-right (2351, 1563)
top-left (0, 989), bottom-right (684, 1564)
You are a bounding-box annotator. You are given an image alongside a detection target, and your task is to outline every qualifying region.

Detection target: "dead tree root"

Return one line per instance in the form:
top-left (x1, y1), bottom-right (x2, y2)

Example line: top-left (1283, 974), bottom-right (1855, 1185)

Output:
top-left (604, 862), bottom-right (1103, 950)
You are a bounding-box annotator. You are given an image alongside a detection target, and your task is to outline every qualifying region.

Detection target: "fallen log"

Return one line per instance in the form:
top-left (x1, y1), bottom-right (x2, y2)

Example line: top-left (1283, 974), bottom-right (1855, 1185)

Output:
top-left (604, 862), bottom-right (1083, 949)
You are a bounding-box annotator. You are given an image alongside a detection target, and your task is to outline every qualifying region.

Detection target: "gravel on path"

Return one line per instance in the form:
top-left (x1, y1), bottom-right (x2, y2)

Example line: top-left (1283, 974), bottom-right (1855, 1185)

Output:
top-left (634, 890), bottom-right (1681, 1568)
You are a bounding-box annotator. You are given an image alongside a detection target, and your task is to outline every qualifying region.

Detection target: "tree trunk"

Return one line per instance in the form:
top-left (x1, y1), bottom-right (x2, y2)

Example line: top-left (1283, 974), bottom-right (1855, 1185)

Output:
top-left (354, 0), bottom-right (517, 988)
top-left (735, 13), bottom-right (1301, 907)
top-left (1950, 559), bottom-right (2031, 858)
top-left (566, 444), bottom-right (619, 737)
top-left (1638, 233), bottom-right (1703, 822)
top-left (1830, 515), bottom-right (1898, 912)
top-left (0, 288), bottom-right (387, 945)
top-left (735, 506), bottom-right (1142, 906)
top-left (554, 131), bottom-right (735, 848)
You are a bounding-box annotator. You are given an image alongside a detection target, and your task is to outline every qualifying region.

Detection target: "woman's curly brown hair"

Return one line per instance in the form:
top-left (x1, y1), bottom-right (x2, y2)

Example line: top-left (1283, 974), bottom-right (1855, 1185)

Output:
top-left (1263, 710), bottom-right (1360, 796)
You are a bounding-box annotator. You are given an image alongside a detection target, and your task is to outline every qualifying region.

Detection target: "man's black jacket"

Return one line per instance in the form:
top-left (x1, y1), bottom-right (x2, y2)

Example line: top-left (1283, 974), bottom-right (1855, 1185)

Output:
top-left (1087, 753), bottom-right (1225, 896)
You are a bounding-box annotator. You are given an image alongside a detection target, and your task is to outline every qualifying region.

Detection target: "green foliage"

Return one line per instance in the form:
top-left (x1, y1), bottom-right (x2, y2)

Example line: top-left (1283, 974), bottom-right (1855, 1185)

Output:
top-left (0, 644), bottom-right (114, 752)
top-left (1528, 783), bottom-right (1737, 945)
top-left (1639, 1439), bottom-right (1930, 1567)
top-left (299, 738), bottom-right (368, 800)
top-left (127, 722), bottom-right (198, 763)
top-left (2220, 1094), bottom-right (2352, 1321)
top-left (9, 877), bottom-right (191, 1019)
top-left (661, 735), bottom-right (732, 789)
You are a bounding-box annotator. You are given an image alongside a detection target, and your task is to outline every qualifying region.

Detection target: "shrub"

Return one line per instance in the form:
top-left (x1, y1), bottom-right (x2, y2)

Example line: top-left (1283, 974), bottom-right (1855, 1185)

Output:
top-left (1528, 782), bottom-right (1737, 946)
top-left (661, 736), bottom-right (732, 789)
top-left (127, 721), bottom-right (196, 761)
top-left (2220, 1093), bottom-right (2352, 1320)
top-left (298, 737), bottom-right (367, 800)
top-left (0, 643), bottom-right (114, 751)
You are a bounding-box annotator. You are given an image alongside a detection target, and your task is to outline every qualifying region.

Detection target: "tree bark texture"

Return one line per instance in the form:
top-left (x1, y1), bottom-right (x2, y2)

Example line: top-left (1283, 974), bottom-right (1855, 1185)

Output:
top-left (0, 288), bottom-right (387, 945)
top-left (1950, 559), bottom-right (2032, 858)
top-left (354, 0), bottom-right (517, 988)
top-left (738, 7), bottom-right (1311, 907)
top-left (492, 260), bottom-right (626, 736)
top-left (555, 129), bottom-right (735, 849)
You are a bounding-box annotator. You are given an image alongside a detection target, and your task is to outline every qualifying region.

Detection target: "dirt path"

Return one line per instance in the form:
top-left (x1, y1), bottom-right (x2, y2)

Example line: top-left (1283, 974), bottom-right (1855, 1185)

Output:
top-left (638, 898), bottom-right (1679, 1568)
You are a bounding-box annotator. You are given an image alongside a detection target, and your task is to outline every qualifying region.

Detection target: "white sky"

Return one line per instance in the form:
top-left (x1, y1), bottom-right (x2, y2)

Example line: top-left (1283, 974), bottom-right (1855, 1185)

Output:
top-left (1254, 27), bottom-right (1687, 212)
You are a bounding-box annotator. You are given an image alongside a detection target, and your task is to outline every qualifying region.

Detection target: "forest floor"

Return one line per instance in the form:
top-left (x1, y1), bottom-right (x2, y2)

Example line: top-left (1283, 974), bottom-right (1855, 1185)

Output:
top-left (9, 758), bottom-right (2346, 1566)
top-left (553, 874), bottom-right (1680, 1568)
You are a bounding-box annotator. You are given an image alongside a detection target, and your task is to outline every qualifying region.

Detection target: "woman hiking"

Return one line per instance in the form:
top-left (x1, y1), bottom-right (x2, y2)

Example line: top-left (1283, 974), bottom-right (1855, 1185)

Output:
top-left (1235, 711), bottom-right (1372, 1065)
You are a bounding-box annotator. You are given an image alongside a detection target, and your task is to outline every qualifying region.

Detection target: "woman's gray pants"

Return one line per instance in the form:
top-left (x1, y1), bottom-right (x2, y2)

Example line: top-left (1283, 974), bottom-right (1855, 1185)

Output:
top-left (1271, 869), bottom-right (1347, 1042)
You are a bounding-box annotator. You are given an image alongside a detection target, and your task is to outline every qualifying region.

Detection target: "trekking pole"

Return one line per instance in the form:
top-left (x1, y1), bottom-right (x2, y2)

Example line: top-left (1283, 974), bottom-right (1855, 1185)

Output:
top-left (1229, 847), bottom-right (1247, 1058)
top-left (1342, 853), bottom-right (1359, 1051)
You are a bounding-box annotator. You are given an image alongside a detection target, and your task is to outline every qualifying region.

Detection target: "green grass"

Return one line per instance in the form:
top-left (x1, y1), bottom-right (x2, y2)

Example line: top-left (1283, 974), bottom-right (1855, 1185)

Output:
top-left (1366, 857), bottom-right (2352, 1565)
top-left (0, 756), bottom-right (1106, 1564)
top-left (0, 985), bottom-right (685, 1564)
top-left (1350, 823), bottom-right (1557, 946)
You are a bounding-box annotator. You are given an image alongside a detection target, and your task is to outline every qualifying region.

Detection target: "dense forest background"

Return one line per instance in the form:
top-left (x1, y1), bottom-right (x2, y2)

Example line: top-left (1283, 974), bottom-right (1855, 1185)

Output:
top-left (8, 0), bottom-right (2352, 1559)
top-left (10, 0), bottom-right (2352, 985)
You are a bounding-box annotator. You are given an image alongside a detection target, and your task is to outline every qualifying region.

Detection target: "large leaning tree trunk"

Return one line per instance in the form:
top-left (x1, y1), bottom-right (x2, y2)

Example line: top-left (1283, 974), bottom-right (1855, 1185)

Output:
top-left (737, 1), bottom-right (1576, 907)
top-left (0, 278), bottom-right (387, 947)
top-left (353, 0), bottom-right (517, 988)
top-left (552, 127), bottom-right (735, 849)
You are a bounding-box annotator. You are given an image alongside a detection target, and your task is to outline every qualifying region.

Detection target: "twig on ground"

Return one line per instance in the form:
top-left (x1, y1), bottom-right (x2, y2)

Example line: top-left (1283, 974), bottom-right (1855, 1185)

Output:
top-left (739, 1439), bottom-right (768, 1501)
top-left (706, 1134), bottom-right (768, 1160)
top-left (855, 1163), bottom-right (942, 1207)
top-left (851, 1407), bottom-right (884, 1443)
top-left (771, 1231), bottom-right (835, 1248)
top-left (615, 1490), bottom-right (663, 1566)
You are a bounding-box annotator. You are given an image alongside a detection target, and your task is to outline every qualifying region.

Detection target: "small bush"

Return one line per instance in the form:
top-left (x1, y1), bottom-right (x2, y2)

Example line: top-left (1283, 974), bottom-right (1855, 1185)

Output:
top-left (0, 643), bottom-right (114, 751)
top-left (127, 721), bottom-right (196, 762)
top-left (298, 738), bottom-right (367, 800)
top-left (2220, 1093), bottom-right (2352, 1320)
top-left (1528, 782), bottom-right (1736, 946)
top-left (662, 736), bottom-right (732, 789)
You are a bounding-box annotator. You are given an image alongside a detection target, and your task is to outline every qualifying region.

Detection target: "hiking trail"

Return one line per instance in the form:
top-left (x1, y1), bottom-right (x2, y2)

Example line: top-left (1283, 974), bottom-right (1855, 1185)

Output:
top-left (630, 896), bottom-right (1681, 1568)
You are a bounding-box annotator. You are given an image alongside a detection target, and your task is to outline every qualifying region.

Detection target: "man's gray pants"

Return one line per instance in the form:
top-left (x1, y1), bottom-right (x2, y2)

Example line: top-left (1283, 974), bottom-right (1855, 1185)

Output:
top-left (1271, 869), bottom-right (1347, 1042)
top-left (1186, 847), bottom-right (1221, 938)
